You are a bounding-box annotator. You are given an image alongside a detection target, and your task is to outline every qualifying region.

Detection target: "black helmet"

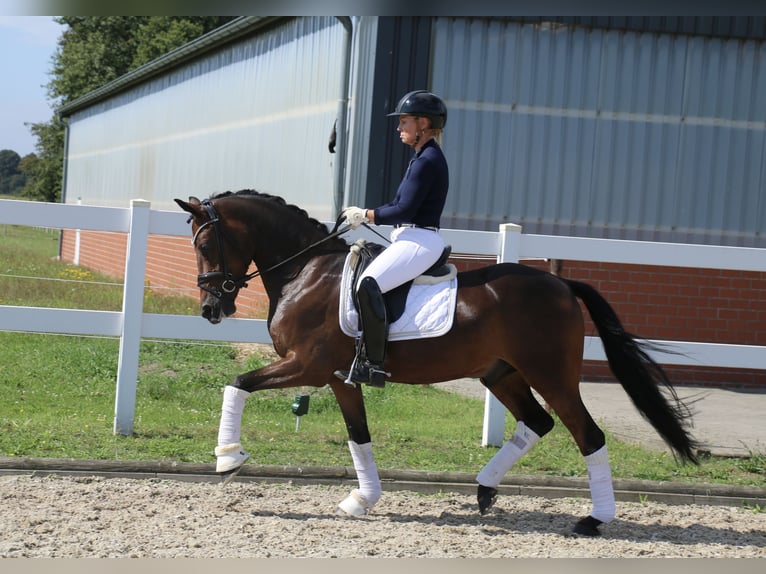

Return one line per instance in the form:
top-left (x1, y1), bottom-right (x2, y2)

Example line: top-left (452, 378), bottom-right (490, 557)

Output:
top-left (387, 90), bottom-right (447, 129)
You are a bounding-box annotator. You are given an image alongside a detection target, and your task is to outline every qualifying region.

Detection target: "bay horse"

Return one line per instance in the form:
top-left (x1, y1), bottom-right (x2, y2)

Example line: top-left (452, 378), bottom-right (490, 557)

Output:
top-left (175, 190), bottom-right (698, 537)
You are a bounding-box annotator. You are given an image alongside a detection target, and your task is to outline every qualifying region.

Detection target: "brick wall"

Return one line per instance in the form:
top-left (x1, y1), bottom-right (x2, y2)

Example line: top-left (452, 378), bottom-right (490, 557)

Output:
top-left (61, 230), bottom-right (765, 390)
top-left (565, 260), bottom-right (765, 389)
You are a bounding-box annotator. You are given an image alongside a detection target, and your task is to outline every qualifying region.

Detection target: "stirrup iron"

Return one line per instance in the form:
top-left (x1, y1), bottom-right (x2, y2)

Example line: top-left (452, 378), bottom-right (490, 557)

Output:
top-left (335, 355), bottom-right (389, 388)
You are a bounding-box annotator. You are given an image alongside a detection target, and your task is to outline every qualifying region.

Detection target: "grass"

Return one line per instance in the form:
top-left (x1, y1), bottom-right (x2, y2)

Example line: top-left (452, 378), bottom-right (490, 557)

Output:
top-left (0, 223), bottom-right (765, 488)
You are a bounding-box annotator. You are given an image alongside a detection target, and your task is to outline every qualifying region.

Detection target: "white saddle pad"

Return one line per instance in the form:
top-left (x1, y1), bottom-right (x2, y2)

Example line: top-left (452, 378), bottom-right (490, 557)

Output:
top-left (338, 250), bottom-right (458, 341)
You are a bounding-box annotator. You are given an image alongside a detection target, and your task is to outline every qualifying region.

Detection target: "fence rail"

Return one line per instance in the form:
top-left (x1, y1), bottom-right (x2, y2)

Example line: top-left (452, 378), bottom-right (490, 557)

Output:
top-left (1, 199), bottom-right (764, 445)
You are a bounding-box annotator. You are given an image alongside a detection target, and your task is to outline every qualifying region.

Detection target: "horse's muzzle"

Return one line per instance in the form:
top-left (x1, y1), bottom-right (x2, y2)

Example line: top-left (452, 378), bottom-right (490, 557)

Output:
top-left (201, 294), bottom-right (236, 324)
top-left (201, 301), bottom-right (222, 324)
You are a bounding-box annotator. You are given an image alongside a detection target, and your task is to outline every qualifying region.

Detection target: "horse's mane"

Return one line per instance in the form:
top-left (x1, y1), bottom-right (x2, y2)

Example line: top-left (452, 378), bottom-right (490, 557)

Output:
top-left (210, 189), bottom-right (348, 249)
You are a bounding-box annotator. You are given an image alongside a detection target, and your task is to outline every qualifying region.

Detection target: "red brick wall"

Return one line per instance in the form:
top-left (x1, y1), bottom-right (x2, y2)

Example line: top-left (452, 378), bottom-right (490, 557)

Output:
top-left (60, 231), bottom-right (765, 390)
top-left (559, 261), bottom-right (764, 346)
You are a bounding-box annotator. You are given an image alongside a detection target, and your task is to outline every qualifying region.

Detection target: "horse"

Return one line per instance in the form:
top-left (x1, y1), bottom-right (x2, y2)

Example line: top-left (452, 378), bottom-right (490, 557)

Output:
top-left (174, 190), bottom-right (699, 537)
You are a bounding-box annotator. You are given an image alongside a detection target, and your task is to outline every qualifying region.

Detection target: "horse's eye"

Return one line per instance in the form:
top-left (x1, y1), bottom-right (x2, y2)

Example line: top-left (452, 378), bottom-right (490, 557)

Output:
top-left (199, 243), bottom-right (210, 255)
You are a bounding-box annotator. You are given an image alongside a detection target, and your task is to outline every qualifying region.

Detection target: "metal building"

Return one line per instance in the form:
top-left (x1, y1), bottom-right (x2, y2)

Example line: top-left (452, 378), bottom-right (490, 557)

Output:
top-left (59, 17), bottom-right (351, 221)
top-left (58, 15), bottom-right (766, 246)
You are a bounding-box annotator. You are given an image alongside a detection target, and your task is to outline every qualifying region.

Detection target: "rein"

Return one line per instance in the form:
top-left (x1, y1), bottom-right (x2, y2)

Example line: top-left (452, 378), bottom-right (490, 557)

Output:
top-left (193, 199), bottom-right (352, 300)
top-left (329, 214), bottom-right (391, 245)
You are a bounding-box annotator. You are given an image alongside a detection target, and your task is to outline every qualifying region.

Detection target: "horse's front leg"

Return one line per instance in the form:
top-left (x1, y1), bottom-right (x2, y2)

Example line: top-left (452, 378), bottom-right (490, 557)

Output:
top-left (329, 381), bottom-right (382, 516)
top-left (215, 352), bottom-right (308, 483)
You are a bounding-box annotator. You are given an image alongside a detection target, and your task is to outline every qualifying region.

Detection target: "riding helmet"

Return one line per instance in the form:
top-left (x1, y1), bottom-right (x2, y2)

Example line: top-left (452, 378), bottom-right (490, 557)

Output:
top-left (387, 90), bottom-right (447, 129)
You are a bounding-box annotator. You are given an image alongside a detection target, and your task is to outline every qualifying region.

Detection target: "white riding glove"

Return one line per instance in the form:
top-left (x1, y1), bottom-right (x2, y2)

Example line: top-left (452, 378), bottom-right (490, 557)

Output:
top-left (342, 206), bottom-right (368, 229)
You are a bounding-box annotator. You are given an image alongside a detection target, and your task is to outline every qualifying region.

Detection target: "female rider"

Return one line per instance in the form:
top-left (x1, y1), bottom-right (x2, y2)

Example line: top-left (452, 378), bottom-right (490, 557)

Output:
top-left (335, 90), bottom-right (449, 387)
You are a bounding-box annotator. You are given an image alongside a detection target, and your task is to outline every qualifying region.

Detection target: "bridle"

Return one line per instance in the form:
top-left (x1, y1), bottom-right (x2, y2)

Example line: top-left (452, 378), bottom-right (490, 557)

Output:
top-left (190, 199), bottom-right (250, 300)
top-left (191, 198), bottom-right (351, 301)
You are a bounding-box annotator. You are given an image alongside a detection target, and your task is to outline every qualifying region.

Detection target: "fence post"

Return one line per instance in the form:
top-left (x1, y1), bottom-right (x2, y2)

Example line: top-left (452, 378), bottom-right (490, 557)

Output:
top-left (73, 197), bottom-right (82, 265)
top-left (114, 199), bottom-right (151, 435)
top-left (482, 223), bottom-right (523, 447)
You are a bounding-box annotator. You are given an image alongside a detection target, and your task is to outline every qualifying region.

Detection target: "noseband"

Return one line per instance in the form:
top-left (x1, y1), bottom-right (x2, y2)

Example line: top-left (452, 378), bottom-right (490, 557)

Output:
top-left (192, 199), bottom-right (352, 302)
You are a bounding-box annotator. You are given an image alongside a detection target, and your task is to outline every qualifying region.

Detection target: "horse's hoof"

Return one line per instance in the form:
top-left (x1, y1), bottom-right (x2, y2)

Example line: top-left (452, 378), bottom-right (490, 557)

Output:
top-left (337, 490), bottom-right (370, 517)
top-left (573, 515), bottom-right (603, 536)
top-left (214, 443), bottom-right (250, 485)
top-left (477, 485), bottom-right (498, 515)
top-left (219, 465), bottom-right (245, 486)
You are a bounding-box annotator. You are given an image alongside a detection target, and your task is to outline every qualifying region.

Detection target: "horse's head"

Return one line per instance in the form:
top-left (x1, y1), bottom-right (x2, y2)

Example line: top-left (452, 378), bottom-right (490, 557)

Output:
top-left (175, 196), bottom-right (253, 324)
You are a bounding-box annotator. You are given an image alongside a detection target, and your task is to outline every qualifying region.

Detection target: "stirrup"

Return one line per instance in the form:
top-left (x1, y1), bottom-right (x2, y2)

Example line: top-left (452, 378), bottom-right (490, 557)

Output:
top-left (334, 357), bottom-right (388, 388)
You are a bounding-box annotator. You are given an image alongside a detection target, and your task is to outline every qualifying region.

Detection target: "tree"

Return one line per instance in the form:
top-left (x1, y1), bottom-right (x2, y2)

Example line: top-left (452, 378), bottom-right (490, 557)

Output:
top-left (132, 17), bottom-right (233, 68)
top-left (27, 16), bottom-right (237, 202)
top-left (0, 149), bottom-right (20, 177)
top-left (47, 17), bottom-right (145, 106)
top-left (0, 149), bottom-right (28, 196)
top-left (22, 118), bottom-right (64, 202)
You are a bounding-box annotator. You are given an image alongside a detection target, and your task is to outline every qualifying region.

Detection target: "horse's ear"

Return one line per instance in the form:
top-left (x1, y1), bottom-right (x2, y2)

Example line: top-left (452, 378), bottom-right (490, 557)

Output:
top-left (174, 197), bottom-right (202, 217)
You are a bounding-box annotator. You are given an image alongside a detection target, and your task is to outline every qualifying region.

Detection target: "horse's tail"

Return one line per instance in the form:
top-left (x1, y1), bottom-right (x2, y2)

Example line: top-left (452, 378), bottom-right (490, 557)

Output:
top-left (563, 278), bottom-right (700, 464)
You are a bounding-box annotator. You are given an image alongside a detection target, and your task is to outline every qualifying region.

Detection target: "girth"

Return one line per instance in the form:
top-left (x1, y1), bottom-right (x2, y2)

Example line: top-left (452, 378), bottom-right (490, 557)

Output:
top-left (349, 242), bottom-right (452, 324)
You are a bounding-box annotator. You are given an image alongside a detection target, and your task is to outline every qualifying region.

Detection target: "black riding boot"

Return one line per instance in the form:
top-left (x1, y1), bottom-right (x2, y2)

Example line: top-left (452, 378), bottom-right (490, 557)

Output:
top-left (335, 277), bottom-right (390, 387)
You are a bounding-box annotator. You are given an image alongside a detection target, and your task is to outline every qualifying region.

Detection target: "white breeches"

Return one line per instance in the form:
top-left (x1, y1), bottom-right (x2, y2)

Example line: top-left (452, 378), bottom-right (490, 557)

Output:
top-left (358, 226), bottom-right (445, 293)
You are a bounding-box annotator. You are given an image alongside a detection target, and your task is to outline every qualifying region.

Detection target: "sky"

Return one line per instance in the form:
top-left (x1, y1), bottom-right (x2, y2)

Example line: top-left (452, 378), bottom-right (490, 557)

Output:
top-left (0, 16), bottom-right (63, 157)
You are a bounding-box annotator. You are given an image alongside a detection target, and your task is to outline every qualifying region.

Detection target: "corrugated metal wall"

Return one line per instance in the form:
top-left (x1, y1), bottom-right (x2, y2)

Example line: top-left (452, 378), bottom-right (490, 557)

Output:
top-left (431, 17), bottom-right (766, 247)
top-left (63, 17), bottom-right (345, 220)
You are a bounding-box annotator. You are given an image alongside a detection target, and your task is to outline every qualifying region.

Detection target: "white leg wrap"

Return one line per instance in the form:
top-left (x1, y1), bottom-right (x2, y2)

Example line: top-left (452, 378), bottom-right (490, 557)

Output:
top-left (338, 441), bottom-right (381, 515)
top-left (217, 385), bottom-right (250, 447)
top-left (214, 442), bottom-right (250, 473)
top-left (584, 445), bottom-right (616, 523)
top-left (476, 421), bottom-right (541, 488)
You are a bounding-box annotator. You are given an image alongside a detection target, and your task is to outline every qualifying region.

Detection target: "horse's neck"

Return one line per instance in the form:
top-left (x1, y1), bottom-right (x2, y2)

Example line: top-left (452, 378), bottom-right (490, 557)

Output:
top-left (245, 208), bottom-right (306, 264)
top-left (251, 228), bottom-right (324, 272)
top-left (236, 199), bottom-right (346, 294)
top-left (247, 216), bottom-right (332, 288)
top-left (261, 250), bottom-right (346, 329)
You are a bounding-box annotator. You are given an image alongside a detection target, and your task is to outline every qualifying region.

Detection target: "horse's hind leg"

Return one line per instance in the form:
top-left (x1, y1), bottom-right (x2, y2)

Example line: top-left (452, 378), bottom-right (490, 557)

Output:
top-left (475, 361), bottom-right (555, 514)
top-left (481, 361), bottom-right (556, 438)
top-left (482, 359), bottom-right (616, 536)
top-left (540, 386), bottom-right (616, 536)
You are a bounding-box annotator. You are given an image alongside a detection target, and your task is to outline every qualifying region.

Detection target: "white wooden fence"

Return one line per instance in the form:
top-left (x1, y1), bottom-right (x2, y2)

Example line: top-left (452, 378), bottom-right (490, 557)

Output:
top-left (1, 199), bottom-right (764, 445)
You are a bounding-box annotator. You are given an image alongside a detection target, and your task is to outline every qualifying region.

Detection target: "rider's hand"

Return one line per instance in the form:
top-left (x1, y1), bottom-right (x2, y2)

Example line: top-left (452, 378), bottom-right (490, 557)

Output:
top-left (342, 206), bottom-right (368, 229)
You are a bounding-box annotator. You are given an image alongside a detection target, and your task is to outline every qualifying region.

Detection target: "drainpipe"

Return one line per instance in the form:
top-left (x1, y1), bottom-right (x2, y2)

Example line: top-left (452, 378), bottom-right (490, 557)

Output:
top-left (57, 113), bottom-right (70, 262)
top-left (333, 17), bottom-right (353, 216)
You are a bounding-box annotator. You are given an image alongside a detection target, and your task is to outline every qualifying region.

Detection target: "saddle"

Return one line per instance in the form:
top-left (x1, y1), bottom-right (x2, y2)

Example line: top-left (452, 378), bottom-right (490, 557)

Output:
top-left (348, 240), bottom-right (453, 324)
